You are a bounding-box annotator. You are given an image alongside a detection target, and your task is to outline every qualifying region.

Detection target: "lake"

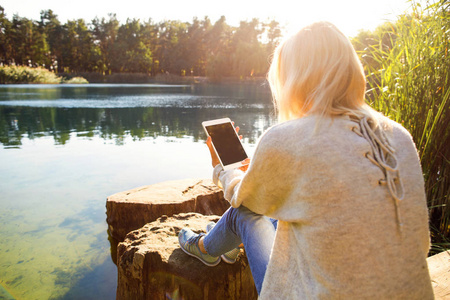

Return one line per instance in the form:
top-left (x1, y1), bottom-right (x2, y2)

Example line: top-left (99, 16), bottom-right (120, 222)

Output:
top-left (0, 83), bottom-right (275, 299)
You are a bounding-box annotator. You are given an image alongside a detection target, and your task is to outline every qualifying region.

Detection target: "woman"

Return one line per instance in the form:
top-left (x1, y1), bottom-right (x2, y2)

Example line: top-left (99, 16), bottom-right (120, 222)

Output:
top-left (178, 21), bottom-right (434, 299)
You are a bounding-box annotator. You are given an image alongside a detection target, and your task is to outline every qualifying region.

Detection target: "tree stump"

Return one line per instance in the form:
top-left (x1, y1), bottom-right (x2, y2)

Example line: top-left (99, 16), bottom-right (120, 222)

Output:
top-left (427, 250), bottom-right (450, 299)
top-left (116, 213), bottom-right (257, 300)
top-left (106, 179), bottom-right (229, 241)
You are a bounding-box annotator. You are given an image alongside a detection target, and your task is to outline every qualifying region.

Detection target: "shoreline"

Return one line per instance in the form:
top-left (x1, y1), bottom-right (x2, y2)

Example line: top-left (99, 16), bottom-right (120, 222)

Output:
top-left (59, 72), bottom-right (268, 85)
top-left (0, 67), bottom-right (268, 85)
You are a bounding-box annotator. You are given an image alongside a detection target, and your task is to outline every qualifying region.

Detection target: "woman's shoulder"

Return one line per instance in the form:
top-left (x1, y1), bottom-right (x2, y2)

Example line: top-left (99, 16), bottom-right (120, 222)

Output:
top-left (257, 113), bottom-right (415, 150)
top-left (371, 113), bottom-right (420, 159)
top-left (261, 116), bottom-right (317, 139)
top-left (376, 113), bottom-right (414, 141)
top-left (253, 116), bottom-right (321, 158)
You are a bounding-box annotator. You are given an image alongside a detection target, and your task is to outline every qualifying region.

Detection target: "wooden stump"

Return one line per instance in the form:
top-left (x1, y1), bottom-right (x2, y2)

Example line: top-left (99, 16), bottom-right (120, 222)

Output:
top-left (427, 250), bottom-right (450, 299)
top-left (106, 179), bottom-right (229, 241)
top-left (116, 213), bottom-right (258, 300)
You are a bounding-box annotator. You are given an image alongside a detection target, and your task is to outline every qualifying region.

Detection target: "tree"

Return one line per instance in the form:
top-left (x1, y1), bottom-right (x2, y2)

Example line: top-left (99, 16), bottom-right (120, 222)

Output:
top-left (230, 19), bottom-right (266, 77)
top-left (113, 18), bottom-right (152, 73)
top-left (264, 19), bottom-right (282, 57)
top-left (40, 10), bottom-right (63, 72)
top-left (141, 19), bottom-right (160, 75)
top-left (182, 17), bottom-right (211, 76)
top-left (0, 6), bottom-right (12, 64)
top-left (92, 13), bottom-right (119, 74)
top-left (62, 19), bottom-right (95, 72)
top-left (205, 16), bottom-right (232, 79)
top-left (155, 20), bottom-right (188, 75)
top-left (8, 15), bottom-right (46, 66)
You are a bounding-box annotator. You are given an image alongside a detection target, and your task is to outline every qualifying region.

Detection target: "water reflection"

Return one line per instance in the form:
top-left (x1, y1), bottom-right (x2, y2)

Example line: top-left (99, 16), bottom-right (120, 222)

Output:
top-left (0, 106), bottom-right (273, 148)
top-left (0, 83), bottom-right (274, 148)
top-left (0, 84), bottom-right (193, 102)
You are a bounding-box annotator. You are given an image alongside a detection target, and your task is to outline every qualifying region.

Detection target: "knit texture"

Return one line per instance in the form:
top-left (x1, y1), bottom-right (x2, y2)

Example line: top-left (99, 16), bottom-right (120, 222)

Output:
top-left (213, 114), bottom-right (434, 299)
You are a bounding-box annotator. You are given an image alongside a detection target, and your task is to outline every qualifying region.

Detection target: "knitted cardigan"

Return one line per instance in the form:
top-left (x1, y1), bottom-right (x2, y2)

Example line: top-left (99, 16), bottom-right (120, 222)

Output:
top-left (213, 114), bottom-right (434, 299)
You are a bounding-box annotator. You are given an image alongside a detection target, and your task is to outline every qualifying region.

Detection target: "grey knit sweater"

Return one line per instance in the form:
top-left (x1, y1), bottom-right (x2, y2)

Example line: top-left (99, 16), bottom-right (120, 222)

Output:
top-left (213, 114), bottom-right (434, 299)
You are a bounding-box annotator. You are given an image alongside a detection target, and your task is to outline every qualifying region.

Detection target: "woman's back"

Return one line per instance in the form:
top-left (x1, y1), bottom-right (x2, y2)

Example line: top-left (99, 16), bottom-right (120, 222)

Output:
top-left (240, 114), bottom-right (434, 299)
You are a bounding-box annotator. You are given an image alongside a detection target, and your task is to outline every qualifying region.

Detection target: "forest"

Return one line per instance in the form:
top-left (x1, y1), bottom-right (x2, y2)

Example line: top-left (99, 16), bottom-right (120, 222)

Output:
top-left (0, 6), bottom-right (282, 80)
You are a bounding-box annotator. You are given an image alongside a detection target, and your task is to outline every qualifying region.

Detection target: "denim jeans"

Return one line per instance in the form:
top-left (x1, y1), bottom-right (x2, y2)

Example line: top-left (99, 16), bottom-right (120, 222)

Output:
top-left (203, 205), bottom-right (278, 294)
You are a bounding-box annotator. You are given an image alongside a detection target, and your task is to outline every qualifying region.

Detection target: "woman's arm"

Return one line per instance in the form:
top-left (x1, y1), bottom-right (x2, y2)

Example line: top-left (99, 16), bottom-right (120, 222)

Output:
top-left (211, 125), bottom-right (295, 218)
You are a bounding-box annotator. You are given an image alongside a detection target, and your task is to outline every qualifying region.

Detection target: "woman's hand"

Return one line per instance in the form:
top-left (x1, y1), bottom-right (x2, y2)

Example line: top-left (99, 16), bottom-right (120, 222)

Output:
top-left (235, 125), bottom-right (250, 171)
top-left (206, 135), bottom-right (220, 168)
top-left (239, 158), bottom-right (251, 172)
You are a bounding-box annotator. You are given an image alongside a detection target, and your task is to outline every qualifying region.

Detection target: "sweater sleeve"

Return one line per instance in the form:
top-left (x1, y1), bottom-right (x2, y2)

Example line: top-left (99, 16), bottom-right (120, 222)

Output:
top-left (212, 126), bottom-right (295, 218)
top-left (212, 164), bottom-right (246, 208)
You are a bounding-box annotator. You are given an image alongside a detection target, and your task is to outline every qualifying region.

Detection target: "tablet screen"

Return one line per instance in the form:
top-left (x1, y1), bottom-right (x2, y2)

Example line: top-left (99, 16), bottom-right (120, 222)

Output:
top-left (205, 122), bottom-right (248, 166)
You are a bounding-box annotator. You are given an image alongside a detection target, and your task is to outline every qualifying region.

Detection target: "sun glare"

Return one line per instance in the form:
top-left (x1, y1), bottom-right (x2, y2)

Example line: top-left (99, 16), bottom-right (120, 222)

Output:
top-left (1, 0), bottom-right (414, 38)
top-left (266, 0), bottom-right (410, 37)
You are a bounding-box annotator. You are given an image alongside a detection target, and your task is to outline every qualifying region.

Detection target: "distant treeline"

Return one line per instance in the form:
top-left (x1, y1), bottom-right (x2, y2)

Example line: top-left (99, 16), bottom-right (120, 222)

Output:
top-left (0, 6), bottom-right (282, 79)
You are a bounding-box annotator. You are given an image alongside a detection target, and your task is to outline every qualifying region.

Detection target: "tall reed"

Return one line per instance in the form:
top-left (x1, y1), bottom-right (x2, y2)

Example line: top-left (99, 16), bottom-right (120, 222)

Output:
top-left (361, 0), bottom-right (450, 254)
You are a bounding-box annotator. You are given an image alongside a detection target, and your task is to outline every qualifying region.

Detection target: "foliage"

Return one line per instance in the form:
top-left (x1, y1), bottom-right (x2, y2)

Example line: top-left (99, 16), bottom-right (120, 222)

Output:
top-left (63, 76), bottom-right (88, 84)
top-left (0, 65), bottom-right (61, 83)
top-left (0, 65), bottom-right (88, 84)
top-left (0, 6), bottom-right (283, 79)
top-left (353, 0), bottom-right (450, 253)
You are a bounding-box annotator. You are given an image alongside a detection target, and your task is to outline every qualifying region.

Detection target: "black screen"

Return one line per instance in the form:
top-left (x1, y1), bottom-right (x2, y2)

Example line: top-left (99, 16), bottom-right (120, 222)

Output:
top-left (206, 122), bottom-right (248, 166)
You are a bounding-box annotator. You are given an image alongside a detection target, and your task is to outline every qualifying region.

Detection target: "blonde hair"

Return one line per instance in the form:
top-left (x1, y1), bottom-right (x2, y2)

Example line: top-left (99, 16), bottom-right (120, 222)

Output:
top-left (268, 21), bottom-right (372, 122)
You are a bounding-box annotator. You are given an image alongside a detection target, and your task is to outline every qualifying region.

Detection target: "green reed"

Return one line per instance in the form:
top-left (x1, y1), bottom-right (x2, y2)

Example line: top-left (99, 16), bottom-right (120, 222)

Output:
top-left (361, 0), bottom-right (450, 254)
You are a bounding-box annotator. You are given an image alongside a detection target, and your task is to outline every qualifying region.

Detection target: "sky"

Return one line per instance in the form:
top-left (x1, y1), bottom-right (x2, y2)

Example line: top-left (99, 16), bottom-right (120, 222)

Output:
top-left (1, 0), bottom-right (420, 37)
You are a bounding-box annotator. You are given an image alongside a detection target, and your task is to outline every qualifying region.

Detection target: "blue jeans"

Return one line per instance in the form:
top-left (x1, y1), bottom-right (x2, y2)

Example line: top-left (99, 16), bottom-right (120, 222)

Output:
top-left (203, 206), bottom-right (278, 294)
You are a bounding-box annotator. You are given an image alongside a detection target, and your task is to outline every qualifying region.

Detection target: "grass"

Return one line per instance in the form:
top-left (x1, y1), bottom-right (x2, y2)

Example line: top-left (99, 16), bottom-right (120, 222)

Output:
top-left (0, 65), bottom-right (88, 84)
top-left (360, 0), bottom-right (450, 254)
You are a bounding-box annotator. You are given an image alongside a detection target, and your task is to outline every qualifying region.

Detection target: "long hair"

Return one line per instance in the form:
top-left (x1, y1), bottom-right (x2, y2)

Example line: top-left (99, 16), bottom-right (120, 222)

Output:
top-left (268, 21), bottom-right (373, 123)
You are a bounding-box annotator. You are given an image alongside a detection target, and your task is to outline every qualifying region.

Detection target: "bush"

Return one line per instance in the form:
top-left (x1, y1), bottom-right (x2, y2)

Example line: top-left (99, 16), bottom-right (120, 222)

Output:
top-left (0, 65), bottom-right (62, 84)
top-left (63, 76), bottom-right (89, 84)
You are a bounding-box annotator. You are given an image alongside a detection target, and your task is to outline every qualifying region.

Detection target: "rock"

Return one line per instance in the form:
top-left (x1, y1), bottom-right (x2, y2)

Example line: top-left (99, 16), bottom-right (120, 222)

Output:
top-left (106, 179), bottom-right (229, 241)
top-left (116, 213), bottom-right (257, 300)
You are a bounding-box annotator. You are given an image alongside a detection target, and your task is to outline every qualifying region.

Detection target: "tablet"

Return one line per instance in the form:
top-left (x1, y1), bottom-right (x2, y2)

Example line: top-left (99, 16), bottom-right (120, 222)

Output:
top-left (202, 118), bottom-right (249, 171)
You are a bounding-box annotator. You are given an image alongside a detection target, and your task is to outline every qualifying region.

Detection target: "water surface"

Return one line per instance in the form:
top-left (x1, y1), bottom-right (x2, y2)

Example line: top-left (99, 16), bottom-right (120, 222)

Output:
top-left (0, 83), bottom-right (275, 299)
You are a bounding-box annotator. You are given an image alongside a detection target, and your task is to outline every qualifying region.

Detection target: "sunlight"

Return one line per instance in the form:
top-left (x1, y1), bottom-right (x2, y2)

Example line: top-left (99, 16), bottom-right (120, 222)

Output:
top-left (2, 0), bottom-right (415, 37)
top-left (263, 0), bottom-right (411, 37)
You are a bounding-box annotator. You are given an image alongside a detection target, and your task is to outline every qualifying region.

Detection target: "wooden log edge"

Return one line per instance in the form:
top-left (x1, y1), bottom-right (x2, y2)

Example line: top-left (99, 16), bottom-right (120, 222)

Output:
top-left (427, 250), bottom-right (450, 299)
